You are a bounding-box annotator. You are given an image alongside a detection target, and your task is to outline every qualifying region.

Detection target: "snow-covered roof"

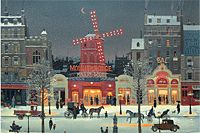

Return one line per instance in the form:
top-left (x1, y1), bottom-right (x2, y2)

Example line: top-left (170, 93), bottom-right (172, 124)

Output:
top-left (145, 15), bottom-right (180, 25)
top-left (85, 34), bottom-right (96, 37)
top-left (41, 30), bottom-right (47, 35)
top-left (131, 38), bottom-right (144, 50)
top-left (183, 25), bottom-right (200, 31)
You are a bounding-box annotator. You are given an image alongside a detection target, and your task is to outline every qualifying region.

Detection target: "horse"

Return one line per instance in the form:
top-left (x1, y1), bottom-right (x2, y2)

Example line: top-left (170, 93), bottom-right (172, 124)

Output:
top-left (126, 110), bottom-right (144, 123)
top-left (89, 106), bottom-right (104, 118)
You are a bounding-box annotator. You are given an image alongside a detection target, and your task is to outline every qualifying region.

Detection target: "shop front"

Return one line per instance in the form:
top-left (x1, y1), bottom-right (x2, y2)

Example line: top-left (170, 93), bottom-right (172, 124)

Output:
top-left (115, 75), bottom-right (135, 105)
top-left (68, 77), bottom-right (116, 106)
top-left (146, 63), bottom-right (181, 105)
top-left (1, 83), bottom-right (28, 105)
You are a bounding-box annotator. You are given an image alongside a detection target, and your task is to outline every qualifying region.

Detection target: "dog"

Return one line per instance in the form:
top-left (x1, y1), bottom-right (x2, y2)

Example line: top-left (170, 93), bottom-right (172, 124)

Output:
top-left (172, 110), bottom-right (176, 114)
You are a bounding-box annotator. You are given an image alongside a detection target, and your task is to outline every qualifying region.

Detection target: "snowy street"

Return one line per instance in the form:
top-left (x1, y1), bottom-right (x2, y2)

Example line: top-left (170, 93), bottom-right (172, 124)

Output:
top-left (1, 105), bottom-right (200, 133)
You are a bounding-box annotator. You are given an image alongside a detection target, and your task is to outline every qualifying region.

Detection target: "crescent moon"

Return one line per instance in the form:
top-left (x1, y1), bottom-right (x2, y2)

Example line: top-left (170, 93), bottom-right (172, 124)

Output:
top-left (81, 8), bottom-right (86, 14)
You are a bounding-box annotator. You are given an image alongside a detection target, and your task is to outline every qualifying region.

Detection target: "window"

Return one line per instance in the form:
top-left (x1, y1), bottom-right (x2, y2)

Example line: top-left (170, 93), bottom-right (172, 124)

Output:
top-left (14, 44), bottom-right (19, 53)
top-left (166, 19), bottom-right (170, 23)
top-left (182, 90), bottom-right (187, 97)
top-left (5, 44), bottom-right (9, 53)
top-left (14, 28), bottom-right (18, 38)
top-left (187, 72), bottom-right (193, 80)
top-left (137, 42), bottom-right (140, 47)
top-left (4, 58), bottom-right (9, 66)
top-left (136, 52), bottom-right (141, 61)
top-left (33, 50), bottom-right (41, 64)
top-left (173, 51), bottom-right (177, 57)
top-left (157, 50), bottom-right (160, 57)
top-left (13, 57), bottom-right (19, 65)
top-left (149, 18), bottom-right (152, 23)
top-left (166, 51), bottom-right (170, 57)
top-left (166, 39), bottom-right (170, 47)
top-left (157, 18), bottom-right (161, 23)
top-left (187, 59), bottom-right (193, 67)
top-left (193, 90), bottom-right (200, 99)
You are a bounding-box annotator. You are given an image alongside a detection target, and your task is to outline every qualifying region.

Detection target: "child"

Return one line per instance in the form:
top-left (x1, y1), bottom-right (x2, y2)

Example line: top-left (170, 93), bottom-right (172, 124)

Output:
top-left (53, 124), bottom-right (56, 130)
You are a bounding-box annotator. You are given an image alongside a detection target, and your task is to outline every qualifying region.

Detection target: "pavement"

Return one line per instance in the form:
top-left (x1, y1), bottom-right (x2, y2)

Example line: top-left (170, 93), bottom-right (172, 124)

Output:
top-left (1, 105), bottom-right (200, 117)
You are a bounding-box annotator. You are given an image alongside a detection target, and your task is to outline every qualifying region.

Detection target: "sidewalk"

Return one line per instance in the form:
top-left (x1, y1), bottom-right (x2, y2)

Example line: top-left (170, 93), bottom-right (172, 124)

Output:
top-left (1, 105), bottom-right (200, 117)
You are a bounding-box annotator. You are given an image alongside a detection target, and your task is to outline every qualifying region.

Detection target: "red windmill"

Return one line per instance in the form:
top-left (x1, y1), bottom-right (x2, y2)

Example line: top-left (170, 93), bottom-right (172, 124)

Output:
top-left (72, 10), bottom-right (123, 77)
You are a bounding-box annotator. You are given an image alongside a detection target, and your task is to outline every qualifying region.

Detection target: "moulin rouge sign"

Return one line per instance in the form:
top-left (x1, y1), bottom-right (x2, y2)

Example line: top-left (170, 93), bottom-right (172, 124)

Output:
top-left (70, 65), bottom-right (112, 72)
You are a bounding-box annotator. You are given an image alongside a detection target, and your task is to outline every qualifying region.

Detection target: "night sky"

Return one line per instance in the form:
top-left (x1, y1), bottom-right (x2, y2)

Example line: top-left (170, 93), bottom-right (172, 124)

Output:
top-left (1, 0), bottom-right (199, 61)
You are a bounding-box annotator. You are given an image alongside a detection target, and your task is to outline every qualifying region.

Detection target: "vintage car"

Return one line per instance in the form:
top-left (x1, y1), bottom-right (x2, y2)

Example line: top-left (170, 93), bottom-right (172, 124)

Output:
top-left (151, 119), bottom-right (180, 132)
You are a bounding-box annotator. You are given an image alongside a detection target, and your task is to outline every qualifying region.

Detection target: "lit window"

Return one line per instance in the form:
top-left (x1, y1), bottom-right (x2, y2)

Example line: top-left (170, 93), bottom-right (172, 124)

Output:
top-left (166, 39), bottom-right (170, 47)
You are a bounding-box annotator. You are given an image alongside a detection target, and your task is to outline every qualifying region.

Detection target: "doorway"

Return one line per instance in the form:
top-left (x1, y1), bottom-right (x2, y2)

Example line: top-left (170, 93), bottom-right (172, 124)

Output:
top-left (158, 90), bottom-right (168, 104)
top-left (83, 89), bottom-right (102, 106)
top-left (72, 91), bottom-right (79, 103)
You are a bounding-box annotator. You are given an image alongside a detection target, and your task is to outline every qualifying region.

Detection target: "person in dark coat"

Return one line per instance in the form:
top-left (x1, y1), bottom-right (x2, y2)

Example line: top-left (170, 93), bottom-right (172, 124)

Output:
top-left (73, 106), bottom-right (77, 119)
top-left (105, 111), bottom-right (108, 118)
top-left (53, 124), bottom-right (56, 130)
top-left (49, 118), bottom-right (53, 130)
top-left (56, 99), bottom-right (59, 110)
top-left (177, 102), bottom-right (180, 114)
top-left (60, 99), bottom-right (63, 108)
top-left (106, 96), bottom-right (109, 104)
top-left (158, 96), bottom-right (161, 104)
top-left (127, 95), bottom-right (130, 105)
top-left (147, 106), bottom-right (156, 118)
top-left (90, 97), bottom-right (93, 105)
top-left (105, 127), bottom-right (108, 133)
top-left (153, 98), bottom-right (157, 108)
top-left (113, 97), bottom-right (117, 106)
top-left (160, 109), bottom-right (170, 118)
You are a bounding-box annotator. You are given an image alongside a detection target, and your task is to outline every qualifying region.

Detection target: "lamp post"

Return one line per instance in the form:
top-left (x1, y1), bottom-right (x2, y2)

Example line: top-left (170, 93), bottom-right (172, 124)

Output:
top-left (25, 112), bottom-right (31, 133)
top-left (48, 96), bottom-right (51, 115)
top-left (118, 93), bottom-right (122, 115)
top-left (188, 92), bottom-right (194, 114)
top-left (157, 112), bottom-right (161, 133)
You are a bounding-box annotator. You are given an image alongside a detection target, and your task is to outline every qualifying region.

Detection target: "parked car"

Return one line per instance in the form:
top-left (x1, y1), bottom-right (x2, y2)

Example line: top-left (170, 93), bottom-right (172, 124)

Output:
top-left (151, 119), bottom-right (180, 132)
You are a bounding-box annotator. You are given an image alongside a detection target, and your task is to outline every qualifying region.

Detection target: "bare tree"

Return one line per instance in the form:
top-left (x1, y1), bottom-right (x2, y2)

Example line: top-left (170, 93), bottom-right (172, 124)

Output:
top-left (27, 59), bottom-right (53, 133)
top-left (125, 60), bottom-right (152, 133)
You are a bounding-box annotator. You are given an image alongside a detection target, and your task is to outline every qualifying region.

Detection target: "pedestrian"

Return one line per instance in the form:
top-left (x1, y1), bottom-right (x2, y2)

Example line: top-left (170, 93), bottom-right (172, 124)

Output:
top-left (49, 118), bottom-right (53, 130)
top-left (166, 96), bottom-right (168, 104)
top-left (113, 97), bottom-right (117, 106)
top-left (73, 106), bottom-right (77, 119)
top-left (106, 96), bottom-right (109, 104)
top-left (56, 99), bottom-right (59, 110)
top-left (53, 124), bottom-right (56, 130)
top-left (127, 95), bottom-right (130, 105)
top-left (158, 96), bottom-right (161, 104)
top-left (96, 96), bottom-right (99, 105)
top-left (105, 127), bottom-right (108, 133)
top-left (153, 98), bottom-right (157, 108)
top-left (177, 102), bottom-right (180, 114)
top-left (12, 96), bottom-right (15, 108)
top-left (60, 98), bottom-right (63, 108)
top-left (90, 97), bottom-right (93, 105)
top-left (105, 111), bottom-right (108, 118)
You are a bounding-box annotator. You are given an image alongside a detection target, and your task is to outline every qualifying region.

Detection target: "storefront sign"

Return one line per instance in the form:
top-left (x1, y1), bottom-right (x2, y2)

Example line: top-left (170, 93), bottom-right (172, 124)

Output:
top-left (70, 65), bottom-right (112, 72)
top-left (157, 57), bottom-right (167, 64)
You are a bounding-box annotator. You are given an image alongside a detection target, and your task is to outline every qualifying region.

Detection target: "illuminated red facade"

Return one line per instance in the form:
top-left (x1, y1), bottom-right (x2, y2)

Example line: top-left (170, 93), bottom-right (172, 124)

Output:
top-left (68, 10), bottom-right (123, 105)
top-left (181, 82), bottom-right (200, 106)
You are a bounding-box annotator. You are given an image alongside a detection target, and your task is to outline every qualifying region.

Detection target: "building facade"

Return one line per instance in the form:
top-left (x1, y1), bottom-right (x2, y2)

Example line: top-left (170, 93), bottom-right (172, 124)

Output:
top-left (146, 63), bottom-right (181, 105)
top-left (128, 38), bottom-right (145, 61)
top-left (1, 10), bottom-right (28, 105)
top-left (1, 10), bottom-right (53, 106)
top-left (181, 25), bottom-right (200, 105)
top-left (144, 14), bottom-right (182, 74)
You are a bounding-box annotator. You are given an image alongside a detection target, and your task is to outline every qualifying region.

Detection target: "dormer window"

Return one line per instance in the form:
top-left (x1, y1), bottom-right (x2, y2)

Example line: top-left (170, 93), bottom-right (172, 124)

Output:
top-left (3, 19), bottom-right (8, 24)
top-left (166, 19), bottom-right (170, 23)
top-left (137, 42), bottom-right (140, 47)
top-left (13, 18), bottom-right (18, 25)
top-left (149, 18), bottom-right (152, 23)
top-left (157, 18), bottom-right (161, 23)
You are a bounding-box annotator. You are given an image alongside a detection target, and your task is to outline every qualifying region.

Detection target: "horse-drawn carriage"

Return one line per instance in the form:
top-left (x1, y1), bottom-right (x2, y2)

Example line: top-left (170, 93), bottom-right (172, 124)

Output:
top-left (64, 102), bottom-right (89, 118)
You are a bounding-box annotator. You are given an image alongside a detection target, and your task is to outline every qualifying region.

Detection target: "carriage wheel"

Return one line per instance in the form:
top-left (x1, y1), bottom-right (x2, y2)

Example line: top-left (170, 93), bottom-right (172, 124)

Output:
top-left (64, 111), bottom-right (73, 118)
top-left (152, 126), bottom-right (158, 132)
top-left (18, 115), bottom-right (24, 120)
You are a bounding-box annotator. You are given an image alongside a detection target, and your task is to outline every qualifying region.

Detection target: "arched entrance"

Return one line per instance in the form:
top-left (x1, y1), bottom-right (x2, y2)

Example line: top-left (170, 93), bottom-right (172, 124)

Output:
top-left (83, 89), bottom-right (102, 106)
top-left (158, 90), bottom-right (168, 104)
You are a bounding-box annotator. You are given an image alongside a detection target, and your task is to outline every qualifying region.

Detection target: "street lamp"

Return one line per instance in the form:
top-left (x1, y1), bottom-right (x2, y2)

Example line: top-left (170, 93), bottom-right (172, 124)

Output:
top-left (48, 96), bottom-right (51, 115)
top-left (157, 112), bottom-right (161, 133)
top-left (188, 92), bottom-right (194, 114)
top-left (118, 93), bottom-right (122, 115)
top-left (25, 112), bottom-right (31, 133)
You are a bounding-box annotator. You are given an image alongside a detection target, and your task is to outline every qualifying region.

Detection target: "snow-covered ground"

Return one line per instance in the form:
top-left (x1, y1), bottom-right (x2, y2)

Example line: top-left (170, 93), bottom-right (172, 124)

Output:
top-left (1, 105), bottom-right (200, 133)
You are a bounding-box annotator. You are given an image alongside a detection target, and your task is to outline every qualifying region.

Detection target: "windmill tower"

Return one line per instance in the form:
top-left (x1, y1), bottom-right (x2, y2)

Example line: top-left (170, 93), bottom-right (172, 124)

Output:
top-left (72, 10), bottom-right (123, 77)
